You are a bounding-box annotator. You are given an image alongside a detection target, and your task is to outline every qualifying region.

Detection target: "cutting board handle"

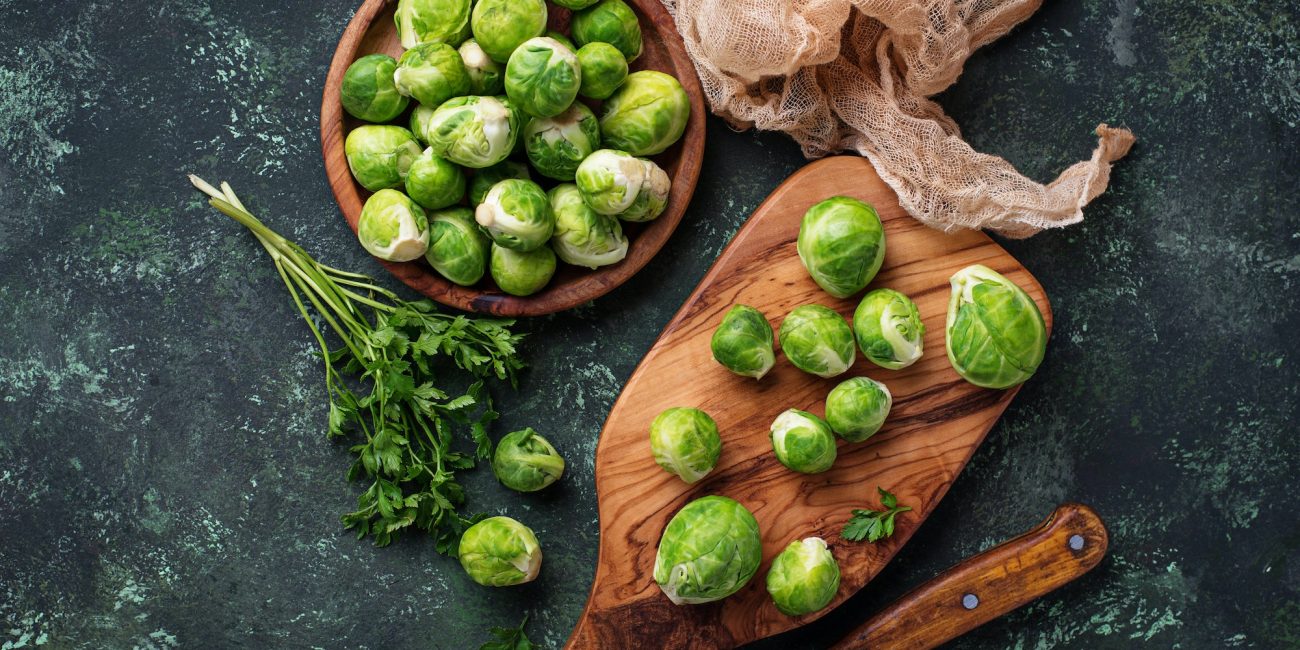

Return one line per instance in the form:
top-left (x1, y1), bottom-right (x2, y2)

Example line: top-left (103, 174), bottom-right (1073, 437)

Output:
top-left (831, 503), bottom-right (1108, 650)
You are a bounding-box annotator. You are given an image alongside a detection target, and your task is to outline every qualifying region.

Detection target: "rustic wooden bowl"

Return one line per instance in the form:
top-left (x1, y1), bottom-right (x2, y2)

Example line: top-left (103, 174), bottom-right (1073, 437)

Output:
top-left (321, 0), bottom-right (706, 317)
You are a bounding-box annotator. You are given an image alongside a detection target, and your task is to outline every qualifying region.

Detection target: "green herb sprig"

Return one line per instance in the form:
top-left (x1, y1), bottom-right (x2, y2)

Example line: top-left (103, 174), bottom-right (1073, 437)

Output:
top-left (479, 615), bottom-right (535, 650)
top-left (842, 487), bottom-right (912, 543)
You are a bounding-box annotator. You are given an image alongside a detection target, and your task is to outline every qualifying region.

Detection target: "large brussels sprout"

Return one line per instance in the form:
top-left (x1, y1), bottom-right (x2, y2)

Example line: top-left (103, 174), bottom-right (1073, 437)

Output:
top-left (853, 288), bottom-right (924, 370)
top-left (574, 149), bottom-right (645, 215)
top-left (475, 178), bottom-right (554, 251)
top-left (711, 304), bottom-right (775, 379)
top-left (413, 95), bottom-right (519, 168)
top-left (649, 407), bottom-right (721, 484)
top-left (599, 71), bottom-right (690, 156)
top-left (571, 0), bottom-right (643, 61)
top-left (778, 305), bottom-right (856, 378)
top-left (769, 409), bottom-right (836, 474)
top-left (576, 42), bottom-right (628, 100)
top-left (492, 428), bottom-right (565, 492)
top-left (357, 189), bottom-right (430, 262)
top-left (653, 496), bottom-right (761, 605)
top-left (946, 264), bottom-right (1047, 389)
top-left (797, 196), bottom-right (886, 299)
top-left (470, 160), bottom-right (531, 205)
top-left (405, 148), bottom-right (465, 210)
top-left (471, 0), bottom-right (547, 63)
top-left (504, 37), bottom-right (582, 118)
top-left (339, 54), bottom-right (410, 123)
top-left (425, 207), bottom-right (490, 285)
top-left (524, 104), bottom-right (601, 181)
top-left (458, 516), bottom-right (542, 586)
top-left (394, 0), bottom-right (471, 49)
top-left (490, 244), bottom-right (556, 296)
top-left (548, 183), bottom-right (628, 268)
top-left (393, 42), bottom-right (471, 108)
top-left (344, 125), bottom-right (423, 191)
top-left (824, 377), bottom-right (891, 443)
top-left (765, 537), bottom-right (841, 616)
top-left (619, 157), bottom-right (670, 222)
top-left (458, 39), bottom-right (505, 95)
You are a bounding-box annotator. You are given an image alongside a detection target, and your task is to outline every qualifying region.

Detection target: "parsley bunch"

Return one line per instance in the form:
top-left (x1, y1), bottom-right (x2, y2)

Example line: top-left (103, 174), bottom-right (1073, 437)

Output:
top-left (842, 487), bottom-right (912, 543)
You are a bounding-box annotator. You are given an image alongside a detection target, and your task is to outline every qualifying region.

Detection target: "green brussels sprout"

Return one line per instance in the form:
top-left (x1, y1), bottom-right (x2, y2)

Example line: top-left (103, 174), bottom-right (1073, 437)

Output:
top-left (710, 304), bottom-right (775, 379)
top-left (946, 264), bottom-right (1047, 389)
top-left (339, 54), bottom-right (410, 123)
top-left (649, 407), bottom-right (721, 484)
top-left (548, 183), bottom-right (628, 268)
top-left (824, 377), bottom-right (891, 442)
top-left (853, 288), bottom-right (924, 370)
top-left (619, 157), bottom-right (670, 222)
top-left (504, 37), bottom-right (582, 118)
top-left (574, 149), bottom-right (644, 215)
top-left (413, 95), bottom-right (519, 168)
top-left (475, 178), bottom-right (554, 251)
top-left (458, 516), bottom-right (542, 586)
top-left (458, 39), bottom-right (505, 95)
top-left (576, 42), bottom-right (628, 100)
top-left (571, 0), bottom-right (643, 62)
top-left (653, 495), bottom-right (761, 605)
top-left (599, 71), bottom-right (690, 156)
top-left (425, 207), bottom-right (490, 285)
top-left (344, 125), bottom-right (423, 191)
top-left (545, 30), bottom-right (576, 51)
top-left (470, 160), bottom-right (531, 205)
top-left (765, 537), bottom-right (841, 616)
top-left (471, 0), bottom-right (547, 63)
top-left (778, 305), bottom-right (856, 378)
top-left (492, 428), bottom-right (565, 492)
top-left (357, 189), bottom-right (430, 262)
top-left (796, 196), bottom-right (886, 299)
top-left (769, 409), bottom-right (836, 474)
top-left (393, 42), bottom-right (471, 108)
top-left (523, 103), bottom-right (601, 181)
top-left (551, 0), bottom-right (600, 9)
top-left (404, 148), bottom-right (466, 210)
top-left (490, 244), bottom-right (556, 296)
top-left (394, 0), bottom-right (471, 49)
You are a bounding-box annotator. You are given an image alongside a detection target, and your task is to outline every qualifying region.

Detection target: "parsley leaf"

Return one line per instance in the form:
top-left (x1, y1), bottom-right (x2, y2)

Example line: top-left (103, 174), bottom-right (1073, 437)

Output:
top-left (842, 487), bottom-right (912, 543)
top-left (479, 615), bottom-right (535, 650)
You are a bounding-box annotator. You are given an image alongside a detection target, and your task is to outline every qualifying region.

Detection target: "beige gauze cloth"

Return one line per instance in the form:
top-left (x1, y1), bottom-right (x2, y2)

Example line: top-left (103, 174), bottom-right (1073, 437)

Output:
top-left (661, 0), bottom-right (1137, 238)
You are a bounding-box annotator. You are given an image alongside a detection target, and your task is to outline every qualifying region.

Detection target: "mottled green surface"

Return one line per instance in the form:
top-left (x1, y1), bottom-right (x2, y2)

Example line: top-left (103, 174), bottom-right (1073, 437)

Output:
top-left (0, 0), bottom-right (1296, 648)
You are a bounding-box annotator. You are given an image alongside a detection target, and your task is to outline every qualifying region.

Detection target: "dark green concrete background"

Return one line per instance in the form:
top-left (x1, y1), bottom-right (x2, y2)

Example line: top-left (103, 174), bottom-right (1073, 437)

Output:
top-left (1, 0), bottom-right (1297, 648)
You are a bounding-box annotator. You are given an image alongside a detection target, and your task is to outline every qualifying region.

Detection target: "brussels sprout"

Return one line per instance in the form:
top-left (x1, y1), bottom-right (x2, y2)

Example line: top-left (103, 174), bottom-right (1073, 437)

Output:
top-left (853, 288), bottom-right (924, 370)
top-left (710, 304), bottom-right (775, 379)
top-left (769, 409), bottom-right (836, 474)
top-left (413, 95), bottom-right (519, 168)
top-left (797, 196), bottom-right (886, 299)
top-left (619, 157), bottom-right (670, 222)
top-left (576, 42), bottom-right (628, 100)
top-left (458, 39), bottom-right (505, 95)
top-left (946, 264), bottom-right (1047, 389)
top-left (475, 178), bottom-right (554, 251)
top-left (492, 428), bottom-right (565, 492)
top-left (523, 103), bottom-right (601, 181)
top-left (393, 42), bottom-right (471, 108)
top-left (357, 189), bottom-right (430, 262)
top-left (649, 407), bottom-right (721, 484)
top-left (490, 244), bottom-right (556, 296)
top-left (344, 125), bottom-right (423, 191)
top-left (571, 0), bottom-right (643, 62)
top-left (503, 37), bottom-right (582, 119)
top-left (425, 207), bottom-right (490, 285)
top-left (778, 305), bottom-right (856, 378)
top-left (545, 30), bottom-right (576, 51)
top-left (471, 0), bottom-right (547, 62)
top-left (552, 0), bottom-right (600, 9)
top-left (548, 183), bottom-right (628, 268)
top-left (653, 495), bottom-right (761, 604)
top-left (394, 0), bottom-right (471, 49)
top-left (824, 377), bottom-right (891, 443)
top-left (574, 149), bottom-right (645, 215)
top-left (765, 537), bottom-right (841, 616)
top-left (339, 54), bottom-right (410, 123)
top-left (458, 516), bottom-right (542, 586)
top-left (405, 148), bottom-right (466, 210)
top-left (470, 160), bottom-right (531, 205)
top-left (599, 71), bottom-right (690, 156)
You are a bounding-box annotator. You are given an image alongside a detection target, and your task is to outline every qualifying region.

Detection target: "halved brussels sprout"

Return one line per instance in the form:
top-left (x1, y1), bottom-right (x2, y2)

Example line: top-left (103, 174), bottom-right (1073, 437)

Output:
top-left (458, 39), bottom-right (505, 95)
top-left (490, 244), bottom-right (556, 296)
top-left (393, 42), bottom-right (471, 108)
top-left (471, 0), bottom-right (547, 62)
top-left (769, 409), bottom-right (836, 474)
top-left (339, 54), bottom-right (410, 123)
top-left (619, 157), bottom-right (670, 222)
top-left (504, 37), bottom-right (582, 118)
top-left (946, 264), bottom-right (1047, 389)
top-left (492, 428), bottom-right (565, 492)
top-left (649, 407), bottom-right (721, 484)
top-left (523, 103), bottom-right (601, 181)
top-left (413, 95), bottom-right (519, 168)
top-left (797, 196), bottom-right (886, 299)
top-left (470, 160), bottom-right (531, 205)
top-left (766, 537), bottom-right (841, 616)
top-left (475, 178), bottom-right (554, 251)
top-left (425, 207), bottom-right (490, 285)
top-left (853, 288), bottom-right (924, 370)
top-left (548, 183), bottom-right (628, 268)
top-left (344, 125), bottom-right (423, 191)
top-left (458, 516), bottom-right (542, 586)
top-left (576, 42), bottom-right (628, 100)
top-left (571, 0), bottom-right (643, 61)
top-left (599, 71), bottom-right (690, 156)
top-left (778, 305), bottom-right (856, 378)
top-left (357, 189), bottom-right (430, 262)
top-left (654, 495), bottom-right (761, 605)
top-left (394, 0), bottom-right (471, 49)
top-left (405, 148), bottom-right (465, 210)
top-left (824, 377), bottom-right (891, 442)
top-left (545, 30), bottom-right (576, 51)
top-left (711, 304), bottom-right (775, 379)
top-left (574, 149), bottom-right (645, 215)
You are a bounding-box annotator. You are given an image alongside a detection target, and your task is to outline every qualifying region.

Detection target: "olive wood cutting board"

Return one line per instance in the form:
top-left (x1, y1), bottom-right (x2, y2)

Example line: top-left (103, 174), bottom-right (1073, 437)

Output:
top-left (566, 156), bottom-right (1053, 648)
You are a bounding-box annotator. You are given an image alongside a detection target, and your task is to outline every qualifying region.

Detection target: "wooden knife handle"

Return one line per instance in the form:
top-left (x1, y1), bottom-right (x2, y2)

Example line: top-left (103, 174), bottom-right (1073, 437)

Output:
top-left (831, 503), bottom-right (1108, 650)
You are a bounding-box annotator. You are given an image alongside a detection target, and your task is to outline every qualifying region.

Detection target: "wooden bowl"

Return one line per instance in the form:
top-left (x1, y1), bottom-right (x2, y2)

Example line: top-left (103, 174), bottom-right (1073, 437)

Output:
top-left (321, 0), bottom-right (706, 316)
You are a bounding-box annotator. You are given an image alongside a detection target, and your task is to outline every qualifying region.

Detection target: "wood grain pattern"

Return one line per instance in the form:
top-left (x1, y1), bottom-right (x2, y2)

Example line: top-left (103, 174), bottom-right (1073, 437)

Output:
top-left (320, 0), bottom-right (706, 316)
top-left (565, 157), bottom-right (1054, 648)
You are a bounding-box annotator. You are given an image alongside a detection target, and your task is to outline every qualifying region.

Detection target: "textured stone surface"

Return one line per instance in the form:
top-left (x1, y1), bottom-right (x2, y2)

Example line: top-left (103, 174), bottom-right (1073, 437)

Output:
top-left (0, 0), bottom-right (1297, 648)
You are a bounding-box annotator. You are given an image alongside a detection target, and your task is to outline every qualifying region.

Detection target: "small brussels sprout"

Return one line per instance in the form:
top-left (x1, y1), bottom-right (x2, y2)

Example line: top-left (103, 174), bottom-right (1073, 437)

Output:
top-left (490, 244), bottom-right (556, 296)
top-left (394, 0), bottom-right (471, 49)
top-left (778, 305), bottom-right (856, 378)
top-left (471, 0), bottom-right (547, 62)
top-left (504, 37), bottom-right (582, 118)
top-left (769, 409), bottom-right (836, 474)
top-left (413, 95), bottom-right (519, 168)
top-left (710, 304), bottom-right (775, 379)
top-left (344, 125), bottom-right (423, 191)
top-left (653, 495), bottom-right (761, 605)
top-left (470, 160), bottom-right (531, 205)
top-left (548, 183), bottom-right (628, 268)
top-left (523, 103), bottom-right (601, 181)
top-left (946, 264), bottom-right (1047, 389)
top-left (458, 516), bottom-right (542, 586)
top-left (853, 288), bottom-right (924, 370)
top-left (765, 537), bottom-right (841, 616)
top-left (797, 196), bottom-right (886, 299)
top-left (393, 42), bottom-right (471, 108)
top-left (492, 428), bottom-right (565, 492)
top-left (357, 189), bottom-right (430, 262)
top-left (649, 407), bottom-right (721, 484)
top-left (545, 30), bottom-right (576, 51)
top-left (458, 39), bottom-right (505, 95)
top-left (574, 149), bottom-right (645, 215)
top-left (476, 178), bottom-right (554, 251)
top-left (551, 0), bottom-right (600, 9)
top-left (571, 0), bottom-right (643, 62)
top-left (824, 377), bottom-right (891, 442)
top-left (425, 207), bottom-right (490, 285)
top-left (405, 148), bottom-right (466, 210)
top-left (599, 71), bottom-right (690, 156)
top-left (339, 54), bottom-right (410, 123)
top-left (576, 42), bottom-right (628, 100)
top-left (619, 157), bottom-right (670, 222)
